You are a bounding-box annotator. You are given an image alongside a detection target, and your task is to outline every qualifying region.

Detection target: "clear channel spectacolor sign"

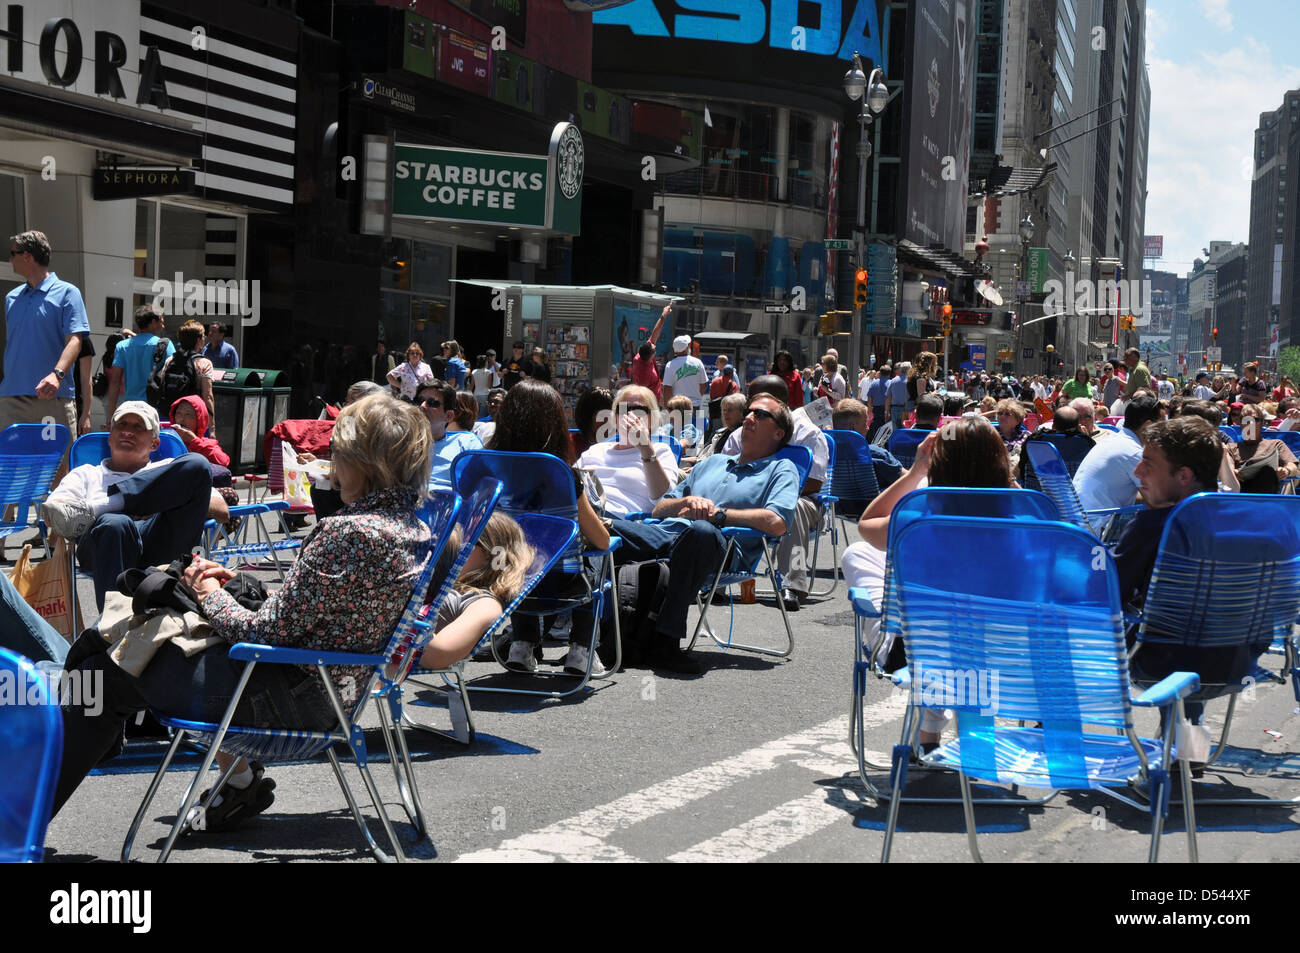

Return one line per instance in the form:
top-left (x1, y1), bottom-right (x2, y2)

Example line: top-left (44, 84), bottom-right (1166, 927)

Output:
top-left (391, 123), bottom-right (583, 234)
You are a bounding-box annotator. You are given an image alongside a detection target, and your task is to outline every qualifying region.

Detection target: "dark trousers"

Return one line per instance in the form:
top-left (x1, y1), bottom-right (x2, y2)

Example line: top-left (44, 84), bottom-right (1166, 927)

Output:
top-left (75, 453), bottom-right (213, 611)
top-left (867, 407), bottom-right (886, 443)
top-left (54, 640), bottom-right (335, 816)
top-left (610, 518), bottom-right (725, 645)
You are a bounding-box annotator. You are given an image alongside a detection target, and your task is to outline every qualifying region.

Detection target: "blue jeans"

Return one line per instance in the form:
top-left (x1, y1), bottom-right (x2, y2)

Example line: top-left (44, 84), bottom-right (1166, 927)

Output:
top-left (610, 518), bottom-right (725, 644)
top-left (0, 571), bottom-right (68, 664)
top-left (75, 453), bottom-right (213, 611)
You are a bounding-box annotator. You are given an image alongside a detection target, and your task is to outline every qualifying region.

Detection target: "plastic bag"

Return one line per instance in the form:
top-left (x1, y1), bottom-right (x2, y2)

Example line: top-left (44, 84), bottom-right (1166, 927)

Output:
top-left (8, 539), bottom-right (83, 641)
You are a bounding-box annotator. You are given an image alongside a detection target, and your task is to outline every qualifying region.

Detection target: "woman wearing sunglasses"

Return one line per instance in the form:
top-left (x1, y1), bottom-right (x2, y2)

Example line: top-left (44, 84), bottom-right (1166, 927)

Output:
top-left (576, 385), bottom-right (682, 519)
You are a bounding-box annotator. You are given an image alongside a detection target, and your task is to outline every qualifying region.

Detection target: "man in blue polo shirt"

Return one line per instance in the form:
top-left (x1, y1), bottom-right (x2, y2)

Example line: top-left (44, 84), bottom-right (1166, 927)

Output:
top-left (634, 393), bottom-right (799, 672)
top-left (1, 230), bottom-right (89, 438)
top-left (203, 322), bottom-right (239, 370)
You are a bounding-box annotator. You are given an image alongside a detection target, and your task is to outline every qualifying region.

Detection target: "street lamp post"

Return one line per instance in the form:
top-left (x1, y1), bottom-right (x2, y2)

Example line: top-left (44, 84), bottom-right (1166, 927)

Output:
top-left (843, 55), bottom-right (888, 376)
top-left (1063, 249), bottom-right (1076, 371)
top-left (1015, 213), bottom-right (1034, 377)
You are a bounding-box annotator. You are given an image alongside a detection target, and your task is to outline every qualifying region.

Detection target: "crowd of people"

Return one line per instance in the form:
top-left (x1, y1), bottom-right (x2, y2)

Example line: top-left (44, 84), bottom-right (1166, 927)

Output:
top-left (3, 230), bottom-right (1293, 844)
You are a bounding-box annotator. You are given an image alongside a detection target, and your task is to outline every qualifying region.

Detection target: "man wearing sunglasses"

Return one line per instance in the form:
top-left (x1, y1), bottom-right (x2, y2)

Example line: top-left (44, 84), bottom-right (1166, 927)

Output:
top-left (643, 394), bottom-right (800, 672)
top-left (2, 230), bottom-right (89, 442)
top-left (416, 380), bottom-right (481, 488)
top-left (717, 375), bottom-right (830, 610)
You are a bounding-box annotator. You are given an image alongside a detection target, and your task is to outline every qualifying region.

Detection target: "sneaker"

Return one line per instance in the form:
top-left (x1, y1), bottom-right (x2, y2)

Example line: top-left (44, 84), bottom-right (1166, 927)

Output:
top-left (504, 640), bottom-right (538, 673)
top-left (41, 497), bottom-right (96, 540)
top-left (184, 761), bottom-right (276, 834)
top-left (780, 589), bottom-right (802, 612)
top-left (562, 642), bottom-right (607, 677)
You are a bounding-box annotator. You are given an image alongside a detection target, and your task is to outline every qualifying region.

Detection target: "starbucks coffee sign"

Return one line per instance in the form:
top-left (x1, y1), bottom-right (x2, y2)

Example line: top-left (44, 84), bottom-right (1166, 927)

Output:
top-left (392, 123), bottom-right (583, 235)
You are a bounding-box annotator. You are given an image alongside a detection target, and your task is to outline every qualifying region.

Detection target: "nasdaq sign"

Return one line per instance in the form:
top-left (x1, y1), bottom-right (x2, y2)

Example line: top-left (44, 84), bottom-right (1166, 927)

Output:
top-left (594, 0), bottom-right (883, 62)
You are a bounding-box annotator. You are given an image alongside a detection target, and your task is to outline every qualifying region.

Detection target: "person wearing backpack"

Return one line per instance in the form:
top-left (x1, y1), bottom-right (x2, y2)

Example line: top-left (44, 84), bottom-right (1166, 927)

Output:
top-left (151, 319), bottom-right (215, 426)
top-left (107, 305), bottom-right (173, 422)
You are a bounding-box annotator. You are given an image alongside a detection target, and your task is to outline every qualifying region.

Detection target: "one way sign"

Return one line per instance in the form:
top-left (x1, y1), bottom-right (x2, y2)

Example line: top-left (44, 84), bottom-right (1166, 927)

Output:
top-left (764, 305), bottom-right (790, 314)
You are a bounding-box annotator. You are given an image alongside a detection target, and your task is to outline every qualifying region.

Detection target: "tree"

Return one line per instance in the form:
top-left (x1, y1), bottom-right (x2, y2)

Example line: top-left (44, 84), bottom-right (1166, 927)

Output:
top-left (1279, 346), bottom-right (1300, 386)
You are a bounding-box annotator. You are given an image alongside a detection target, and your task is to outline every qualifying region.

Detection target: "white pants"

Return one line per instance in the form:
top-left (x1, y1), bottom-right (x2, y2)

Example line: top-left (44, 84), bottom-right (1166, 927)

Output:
top-left (844, 540), bottom-right (949, 735)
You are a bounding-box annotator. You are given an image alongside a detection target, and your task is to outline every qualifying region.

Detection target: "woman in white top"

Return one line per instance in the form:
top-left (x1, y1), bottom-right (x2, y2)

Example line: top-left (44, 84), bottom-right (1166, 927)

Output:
top-left (576, 384), bottom-right (681, 517)
top-left (469, 353), bottom-right (495, 415)
top-left (387, 341), bottom-right (434, 401)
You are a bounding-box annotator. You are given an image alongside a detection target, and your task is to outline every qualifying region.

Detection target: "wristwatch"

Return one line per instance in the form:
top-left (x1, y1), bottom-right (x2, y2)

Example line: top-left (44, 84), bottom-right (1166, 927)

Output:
top-left (710, 508), bottom-right (727, 528)
top-left (52, 368), bottom-right (65, 381)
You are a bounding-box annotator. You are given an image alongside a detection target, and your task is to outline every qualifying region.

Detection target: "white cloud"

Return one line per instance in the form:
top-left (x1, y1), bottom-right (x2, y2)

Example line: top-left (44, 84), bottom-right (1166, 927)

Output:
top-left (1145, 36), bottom-right (1300, 273)
top-left (1200, 0), bottom-right (1234, 31)
top-left (1146, 6), bottom-right (1167, 58)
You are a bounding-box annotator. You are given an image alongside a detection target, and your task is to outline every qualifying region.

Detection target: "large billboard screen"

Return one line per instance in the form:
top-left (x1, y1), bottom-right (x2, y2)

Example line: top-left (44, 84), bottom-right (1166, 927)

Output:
top-left (591, 1), bottom-right (889, 109)
top-left (901, 0), bottom-right (975, 253)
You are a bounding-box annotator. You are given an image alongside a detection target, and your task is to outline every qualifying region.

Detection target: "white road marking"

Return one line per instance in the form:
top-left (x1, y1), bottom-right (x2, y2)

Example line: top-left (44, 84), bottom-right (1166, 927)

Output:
top-left (455, 692), bottom-right (908, 862)
top-left (666, 786), bottom-right (864, 863)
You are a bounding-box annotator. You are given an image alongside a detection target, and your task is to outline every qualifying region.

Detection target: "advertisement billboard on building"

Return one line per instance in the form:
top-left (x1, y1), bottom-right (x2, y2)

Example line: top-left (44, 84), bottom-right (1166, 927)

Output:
top-left (1143, 235), bottom-right (1163, 258)
top-left (901, 0), bottom-right (976, 254)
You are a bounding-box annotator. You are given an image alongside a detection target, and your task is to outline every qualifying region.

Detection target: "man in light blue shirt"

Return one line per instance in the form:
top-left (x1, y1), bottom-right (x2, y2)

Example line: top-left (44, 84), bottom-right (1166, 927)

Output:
top-left (108, 305), bottom-right (173, 419)
top-left (417, 380), bottom-right (482, 487)
top-left (885, 363), bottom-right (910, 429)
top-left (1, 230), bottom-right (89, 437)
top-left (203, 322), bottom-right (239, 370)
top-left (1072, 394), bottom-right (1162, 511)
top-left (865, 365), bottom-right (891, 441)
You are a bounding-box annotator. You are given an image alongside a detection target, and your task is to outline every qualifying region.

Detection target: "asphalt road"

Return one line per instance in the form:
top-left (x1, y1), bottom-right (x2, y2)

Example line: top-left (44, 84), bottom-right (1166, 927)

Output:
top-left (23, 517), bottom-right (1300, 866)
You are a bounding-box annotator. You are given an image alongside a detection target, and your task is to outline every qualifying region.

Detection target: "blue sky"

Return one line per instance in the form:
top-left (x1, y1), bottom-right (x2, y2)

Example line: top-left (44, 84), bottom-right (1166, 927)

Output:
top-left (1145, 0), bottom-right (1300, 275)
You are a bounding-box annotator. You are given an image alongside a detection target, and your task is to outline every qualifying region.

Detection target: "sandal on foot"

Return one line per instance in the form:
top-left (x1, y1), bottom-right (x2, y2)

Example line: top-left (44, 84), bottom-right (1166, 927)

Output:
top-left (184, 761), bottom-right (276, 834)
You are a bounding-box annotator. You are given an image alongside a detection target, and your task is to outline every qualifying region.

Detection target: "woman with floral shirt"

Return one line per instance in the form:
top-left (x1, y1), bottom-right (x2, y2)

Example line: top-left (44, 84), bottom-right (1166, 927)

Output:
top-left (388, 341), bottom-right (434, 401)
top-left (51, 393), bottom-right (433, 829)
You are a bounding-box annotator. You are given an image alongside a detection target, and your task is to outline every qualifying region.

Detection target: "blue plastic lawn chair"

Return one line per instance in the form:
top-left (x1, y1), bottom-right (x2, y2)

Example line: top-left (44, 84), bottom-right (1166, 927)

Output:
top-left (804, 433), bottom-right (838, 597)
top-left (687, 444), bottom-right (813, 658)
top-left (1124, 492), bottom-right (1300, 816)
top-left (848, 487), bottom-right (1062, 802)
top-left (887, 427), bottom-right (934, 469)
top-left (1262, 429), bottom-right (1300, 455)
top-left (603, 432), bottom-right (683, 463)
top-left (120, 488), bottom-right (479, 863)
top-left (1024, 439), bottom-right (1143, 544)
top-left (451, 450), bottom-right (622, 695)
top-left (813, 430), bottom-right (882, 597)
top-left (0, 648), bottom-right (63, 862)
top-left (881, 516), bottom-right (1200, 863)
top-left (399, 512), bottom-right (580, 744)
top-left (0, 423), bottom-right (70, 544)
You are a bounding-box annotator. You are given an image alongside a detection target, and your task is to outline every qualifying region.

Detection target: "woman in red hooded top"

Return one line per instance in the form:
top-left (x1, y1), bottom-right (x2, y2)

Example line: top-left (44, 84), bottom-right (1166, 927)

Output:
top-left (169, 394), bottom-right (230, 473)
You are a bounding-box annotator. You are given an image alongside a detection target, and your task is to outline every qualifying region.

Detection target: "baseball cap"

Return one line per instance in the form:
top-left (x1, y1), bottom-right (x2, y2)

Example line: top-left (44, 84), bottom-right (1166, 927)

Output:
top-left (112, 400), bottom-right (160, 434)
top-left (486, 348), bottom-right (496, 356)
top-left (672, 334), bottom-right (691, 352)
top-left (1230, 401), bottom-right (1244, 410)
top-left (1196, 371), bottom-right (1209, 381)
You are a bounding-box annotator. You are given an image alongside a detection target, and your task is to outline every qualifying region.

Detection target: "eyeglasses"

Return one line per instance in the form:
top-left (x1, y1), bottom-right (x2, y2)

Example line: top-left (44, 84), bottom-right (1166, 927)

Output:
top-left (621, 405), bottom-right (650, 418)
top-left (419, 398), bottom-right (441, 408)
top-left (747, 407), bottom-right (776, 422)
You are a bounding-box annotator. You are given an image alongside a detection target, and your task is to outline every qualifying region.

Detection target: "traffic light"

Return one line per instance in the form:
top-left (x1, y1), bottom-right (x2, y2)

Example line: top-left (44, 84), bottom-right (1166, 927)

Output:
top-left (819, 312), bottom-right (835, 335)
top-left (941, 303), bottom-right (953, 335)
top-left (854, 268), bottom-right (869, 308)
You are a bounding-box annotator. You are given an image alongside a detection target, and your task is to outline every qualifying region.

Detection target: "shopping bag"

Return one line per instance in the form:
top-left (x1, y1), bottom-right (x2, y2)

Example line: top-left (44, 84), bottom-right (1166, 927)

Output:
top-left (7, 539), bottom-right (84, 642)
top-left (281, 442), bottom-right (330, 509)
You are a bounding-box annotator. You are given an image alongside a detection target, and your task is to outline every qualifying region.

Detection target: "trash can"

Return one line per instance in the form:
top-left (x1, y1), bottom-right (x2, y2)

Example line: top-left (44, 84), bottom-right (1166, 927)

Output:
top-left (256, 369), bottom-right (292, 462)
top-left (211, 368), bottom-right (269, 474)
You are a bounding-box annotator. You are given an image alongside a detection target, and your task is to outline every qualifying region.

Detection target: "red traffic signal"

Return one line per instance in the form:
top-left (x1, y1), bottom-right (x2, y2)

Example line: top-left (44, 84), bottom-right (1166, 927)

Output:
top-left (854, 268), bottom-right (869, 308)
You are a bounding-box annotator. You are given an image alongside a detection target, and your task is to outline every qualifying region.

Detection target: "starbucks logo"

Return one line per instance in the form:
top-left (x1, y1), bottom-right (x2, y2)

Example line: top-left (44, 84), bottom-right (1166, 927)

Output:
top-left (557, 125), bottom-right (584, 200)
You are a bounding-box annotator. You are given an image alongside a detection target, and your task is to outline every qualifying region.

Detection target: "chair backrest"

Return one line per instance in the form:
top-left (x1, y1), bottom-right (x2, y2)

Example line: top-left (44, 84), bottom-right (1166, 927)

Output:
top-left (452, 450), bottom-right (577, 519)
top-left (1219, 425), bottom-right (1241, 442)
top-left (1101, 416), bottom-right (1124, 425)
top-left (0, 424), bottom-right (70, 510)
top-left (68, 430), bottom-right (186, 470)
top-left (888, 427), bottom-right (933, 468)
top-left (383, 484), bottom-right (499, 685)
top-left (1140, 493), bottom-right (1300, 654)
top-left (1023, 440), bottom-right (1089, 526)
top-left (479, 513), bottom-right (581, 644)
top-left (1097, 423), bottom-right (1120, 432)
top-left (1262, 429), bottom-right (1300, 455)
top-left (826, 429), bottom-right (881, 510)
top-left (603, 432), bottom-right (683, 463)
top-left (1021, 431), bottom-right (1096, 490)
top-left (774, 444), bottom-right (813, 489)
top-left (0, 648), bottom-right (64, 862)
top-left (892, 517), bottom-right (1131, 782)
top-left (877, 488), bottom-right (1062, 656)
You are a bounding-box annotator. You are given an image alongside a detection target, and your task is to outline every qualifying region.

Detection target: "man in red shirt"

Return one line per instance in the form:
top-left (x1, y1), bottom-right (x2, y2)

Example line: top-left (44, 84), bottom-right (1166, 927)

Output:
top-left (631, 303), bottom-right (670, 402)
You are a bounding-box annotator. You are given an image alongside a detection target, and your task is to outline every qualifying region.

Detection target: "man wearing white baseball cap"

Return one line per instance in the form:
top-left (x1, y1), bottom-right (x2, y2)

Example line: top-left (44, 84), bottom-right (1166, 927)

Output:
top-left (41, 400), bottom-right (229, 612)
top-left (663, 334), bottom-right (708, 436)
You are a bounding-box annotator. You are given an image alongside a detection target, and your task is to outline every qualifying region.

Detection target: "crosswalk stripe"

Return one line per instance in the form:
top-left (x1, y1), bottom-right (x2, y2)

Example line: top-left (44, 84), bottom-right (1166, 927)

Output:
top-left (454, 691), bottom-right (908, 862)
